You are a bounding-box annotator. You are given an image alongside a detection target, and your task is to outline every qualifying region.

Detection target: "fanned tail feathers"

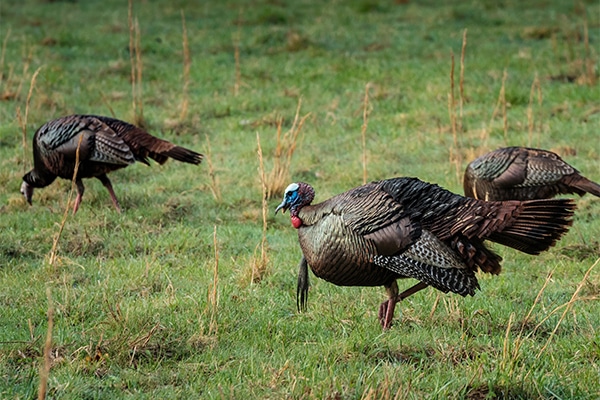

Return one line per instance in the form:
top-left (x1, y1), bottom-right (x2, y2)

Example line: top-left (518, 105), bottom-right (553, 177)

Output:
top-left (490, 198), bottom-right (576, 255)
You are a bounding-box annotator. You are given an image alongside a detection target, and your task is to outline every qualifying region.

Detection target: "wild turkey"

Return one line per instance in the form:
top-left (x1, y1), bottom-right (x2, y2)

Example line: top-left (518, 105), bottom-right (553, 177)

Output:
top-left (464, 146), bottom-right (600, 201)
top-left (276, 177), bottom-right (576, 329)
top-left (21, 114), bottom-right (203, 213)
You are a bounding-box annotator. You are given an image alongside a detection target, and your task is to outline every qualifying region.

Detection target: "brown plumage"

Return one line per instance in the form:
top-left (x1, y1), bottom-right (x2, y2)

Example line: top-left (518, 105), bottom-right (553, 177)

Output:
top-left (21, 114), bottom-right (203, 213)
top-left (464, 146), bottom-right (600, 201)
top-left (276, 178), bottom-right (576, 329)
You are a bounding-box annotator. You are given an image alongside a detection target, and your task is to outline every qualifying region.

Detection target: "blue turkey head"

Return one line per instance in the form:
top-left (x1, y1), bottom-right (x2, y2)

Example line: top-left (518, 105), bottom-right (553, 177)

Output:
top-left (275, 183), bottom-right (301, 214)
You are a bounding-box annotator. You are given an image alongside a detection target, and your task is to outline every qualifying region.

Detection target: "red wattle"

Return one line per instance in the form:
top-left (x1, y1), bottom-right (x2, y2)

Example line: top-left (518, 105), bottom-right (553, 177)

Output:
top-left (291, 216), bottom-right (302, 229)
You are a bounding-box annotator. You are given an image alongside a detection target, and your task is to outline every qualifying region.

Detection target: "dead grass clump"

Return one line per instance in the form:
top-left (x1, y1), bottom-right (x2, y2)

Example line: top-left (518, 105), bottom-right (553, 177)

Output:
top-left (265, 99), bottom-right (310, 200)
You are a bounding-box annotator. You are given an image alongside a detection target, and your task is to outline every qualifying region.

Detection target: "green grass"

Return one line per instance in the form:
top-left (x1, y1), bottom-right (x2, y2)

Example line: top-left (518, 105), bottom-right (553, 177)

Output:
top-left (1, 0), bottom-right (599, 398)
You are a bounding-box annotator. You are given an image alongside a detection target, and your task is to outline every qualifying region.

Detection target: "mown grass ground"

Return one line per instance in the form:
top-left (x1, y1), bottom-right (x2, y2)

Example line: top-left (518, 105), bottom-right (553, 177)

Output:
top-left (0, 0), bottom-right (599, 398)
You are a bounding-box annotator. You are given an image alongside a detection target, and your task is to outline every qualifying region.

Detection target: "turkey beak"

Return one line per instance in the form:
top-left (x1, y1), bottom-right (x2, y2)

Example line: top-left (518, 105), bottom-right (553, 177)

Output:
top-left (20, 181), bottom-right (33, 205)
top-left (275, 200), bottom-right (288, 214)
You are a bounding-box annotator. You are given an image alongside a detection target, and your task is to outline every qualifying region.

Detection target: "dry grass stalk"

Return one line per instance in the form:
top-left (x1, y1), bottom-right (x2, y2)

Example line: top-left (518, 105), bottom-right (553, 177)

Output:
top-left (497, 270), bottom-right (554, 376)
top-left (527, 73), bottom-right (542, 147)
top-left (204, 134), bottom-right (222, 202)
top-left (37, 286), bottom-right (54, 400)
top-left (233, 16), bottom-right (242, 96)
top-left (128, 0), bottom-right (145, 127)
top-left (17, 66), bottom-right (43, 174)
top-left (100, 90), bottom-right (117, 118)
top-left (48, 135), bottom-right (84, 266)
top-left (447, 51), bottom-right (462, 182)
top-left (459, 29), bottom-right (467, 133)
top-left (489, 69), bottom-right (508, 142)
top-left (448, 51), bottom-right (457, 144)
top-left (536, 257), bottom-right (598, 359)
top-left (1, 28), bottom-right (33, 104)
top-left (128, 322), bottom-right (162, 367)
top-left (515, 270), bottom-right (553, 344)
top-left (429, 293), bottom-right (441, 320)
top-left (499, 312), bottom-right (515, 373)
top-left (6, 45), bottom-right (34, 105)
top-left (208, 225), bottom-right (219, 336)
top-left (179, 10), bottom-right (191, 121)
top-left (582, 19), bottom-right (596, 86)
top-left (252, 132), bottom-right (270, 283)
top-left (501, 70), bottom-right (508, 141)
top-left (0, 27), bottom-right (10, 80)
top-left (361, 83), bottom-right (372, 185)
top-left (265, 99), bottom-right (310, 199)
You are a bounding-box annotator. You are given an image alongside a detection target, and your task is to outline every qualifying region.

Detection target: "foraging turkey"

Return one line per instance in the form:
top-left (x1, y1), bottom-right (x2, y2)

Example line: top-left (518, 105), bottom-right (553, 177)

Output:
top-left (276, 177), bottom-right (576, 329)
top-left (21, 114), bottom-right (203, 213)
top-left (464, 146), bottom-right (600, 201)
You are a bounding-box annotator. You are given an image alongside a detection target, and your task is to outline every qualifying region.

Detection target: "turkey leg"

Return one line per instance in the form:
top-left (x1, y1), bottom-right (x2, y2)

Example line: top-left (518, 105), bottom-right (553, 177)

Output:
top-left (378, 281), bottom-right (428, 329)
top-left (98, 174), bottom-right (122, 212)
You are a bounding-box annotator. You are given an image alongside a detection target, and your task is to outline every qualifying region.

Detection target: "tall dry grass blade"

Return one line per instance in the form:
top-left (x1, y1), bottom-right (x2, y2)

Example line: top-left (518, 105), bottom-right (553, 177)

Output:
top-left (361, 83), bottom-right (371, 185)
top-left (179, 9), bottom-right (191, 121)
top-left (536, 258), bottom-right (598, 359)
top-left (252, 132), bottom-right (270, 283)
top-left (534, 75), bottom-right (543, 147)
top-left (0, 27), bottom-right (10, 81)
top-left (13, 48), bottom-right (32, 103)
top-left (48, 135), bottom-right (83, 266)
top-left (17, 66), bottom-right (43, 174)
top-left (501, 70), bottom-right (508, 141)
top-left (429, 293), bottom-right (441, 320)
top-left (448, 50), bottom-right (457, 145)
top-left (527, 73), bottom-right (540, 147)
top-left (128, 0), bottom-right (136, 118)
top-left (499, 312), bottom-right (514, 373)
top-left (37, 286), bottom-right (54, 400)
top-left (100, 90), bottom-right (117, 118)
top-left (134, 18), bottom-right (144, 126)
top-left (448, 50), bottom-right (462, 181)
top-left (204, 134), bottom-right (222, 202)
top-left (208, 226), bottom-right (219, 336)
top-left (128, 0), bottom-right (144, 127)
top-left (583, 18), bottom-right (596, 86)
top-left (265, 98), bottom-right (310, 199)
top-left (459, 29), bottom-right (467, 133)
top-left (509, 270), bottom-right (554, 363)
top-left (233, 11), bottom-right (242, 96)
top-left (489, 69), bottom-right (508, 143)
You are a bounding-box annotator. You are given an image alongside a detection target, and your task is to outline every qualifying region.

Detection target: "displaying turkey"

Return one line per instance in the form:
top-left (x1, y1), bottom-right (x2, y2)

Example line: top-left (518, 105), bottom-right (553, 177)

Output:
top-left (276, 177), bottom-right (576, 329)
top-left (463, 146), bottom-right (600, 201)
top-left (21, 114), bottom-right (203, 213)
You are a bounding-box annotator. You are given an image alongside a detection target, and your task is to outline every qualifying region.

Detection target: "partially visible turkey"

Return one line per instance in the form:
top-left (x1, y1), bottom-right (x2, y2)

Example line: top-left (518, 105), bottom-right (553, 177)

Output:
top-left (276, 178), bottom-right (576, 329)
top-left (21, 114), bottom-right (203, 213)
top-left (464, 146), bottom-right (600, 201)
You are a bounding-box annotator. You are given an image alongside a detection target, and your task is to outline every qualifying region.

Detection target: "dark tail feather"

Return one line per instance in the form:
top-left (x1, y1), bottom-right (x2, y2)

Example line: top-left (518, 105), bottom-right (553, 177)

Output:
top-left (489, 198), bottom-right (576, 254)
top-left (105, 119), bottom-right (203, 165)
top-left (163, 146), bottom-right (203, 165)
top-left (569, 175), bottom-right (600, 198)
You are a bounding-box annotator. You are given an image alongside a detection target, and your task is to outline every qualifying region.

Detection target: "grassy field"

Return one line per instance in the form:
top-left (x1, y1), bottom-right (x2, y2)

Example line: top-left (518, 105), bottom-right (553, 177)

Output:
top-left (1, 0), bottom-right (599, 398)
